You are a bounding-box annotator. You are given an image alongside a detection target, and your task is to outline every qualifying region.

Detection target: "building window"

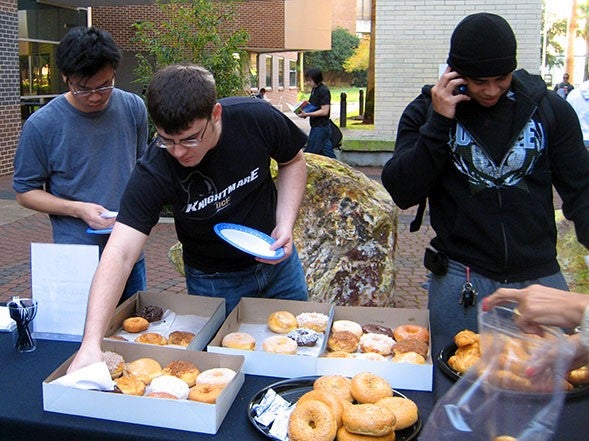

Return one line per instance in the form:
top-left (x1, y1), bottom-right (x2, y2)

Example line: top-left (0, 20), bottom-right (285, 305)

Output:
top-left (19, 41), bottom-right (62, 97)
top-left (265, 55), bottom-right (272, 88)
top-left (278, 57), bottom-right (284, 88)
top-left (289, 60), bottom-right (297, 87)
top-left (356, 0), bottom-right (371, 21)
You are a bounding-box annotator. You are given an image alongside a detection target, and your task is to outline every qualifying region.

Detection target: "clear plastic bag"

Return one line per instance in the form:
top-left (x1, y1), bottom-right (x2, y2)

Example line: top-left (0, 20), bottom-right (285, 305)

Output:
top-left (421, 305), bottom-right (575, 441)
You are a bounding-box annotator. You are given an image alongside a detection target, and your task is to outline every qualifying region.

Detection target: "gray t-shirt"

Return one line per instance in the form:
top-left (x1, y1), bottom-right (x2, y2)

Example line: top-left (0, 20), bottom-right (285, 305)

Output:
top-left (13, 89), bottom-right (148, 249)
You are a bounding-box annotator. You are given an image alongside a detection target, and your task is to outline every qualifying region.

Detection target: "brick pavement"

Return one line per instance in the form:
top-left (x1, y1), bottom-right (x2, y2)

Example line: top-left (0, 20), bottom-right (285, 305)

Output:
top-left (0, 169), bottom-right (432, 308)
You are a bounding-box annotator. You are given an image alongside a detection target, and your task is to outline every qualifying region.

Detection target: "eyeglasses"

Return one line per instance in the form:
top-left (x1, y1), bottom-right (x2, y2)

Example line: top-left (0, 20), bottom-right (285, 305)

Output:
top-left (154, 119), bottom-right (210, 149)
top-left (69, 77), bottom-right (115, 97)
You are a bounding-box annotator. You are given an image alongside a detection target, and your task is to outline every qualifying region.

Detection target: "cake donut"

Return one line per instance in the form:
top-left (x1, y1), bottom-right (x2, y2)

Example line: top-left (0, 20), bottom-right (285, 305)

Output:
top-left (296, 312), bottom-right (329, 333)
top-left (222, 332), bottom-right (256, 350)
top-left (327, 331), bottom-right (360, 353)
top-left (376, 396), bottom-right (419, 430)
top-left (361, 324), bottom-right (394, 338)
top-left (267, 310), bottom-right (298, 334)
top-left (195, 368), bottom-right (237, 387)
top-left (288, 399), bottom-right (337, 441)
top-left (287, 328), bottom-right (319, 347)
top-left (392, 339), bottom-right (429, 358)
top-left (162, 360), bottom-right (200, 387)
top-left (332, 320), bottom-right (364, 337)
top-left (350, 372), bottom-right (393, 404)
top-left (122, 316), bottom-right (149, 333)
top-left (342, 403), bottom-right (395, 437)
top-left (262, 335), bottom-right (298, 354)
top-left (359, 333), bottom-right (395, 356)
top-left (314, 375), bottom-right (354, 402)
top-left (393, 324), bottom-right (429, 344)
top-left (188, 383), bottom-right (224, 404)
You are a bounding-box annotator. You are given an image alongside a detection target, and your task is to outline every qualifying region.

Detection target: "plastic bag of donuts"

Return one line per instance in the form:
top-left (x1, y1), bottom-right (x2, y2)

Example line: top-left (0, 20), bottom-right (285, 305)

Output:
top-left (420, 305), bottom-right (576, 441)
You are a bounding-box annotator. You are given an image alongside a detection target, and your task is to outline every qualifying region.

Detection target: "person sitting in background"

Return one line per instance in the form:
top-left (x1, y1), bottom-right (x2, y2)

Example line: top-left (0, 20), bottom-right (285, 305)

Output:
top-left (255, 88), bottom-right (266, 99)
top-left (554, 73), bottom-right (574, 99)
top-left (567, 80), bottom-right (589, 148)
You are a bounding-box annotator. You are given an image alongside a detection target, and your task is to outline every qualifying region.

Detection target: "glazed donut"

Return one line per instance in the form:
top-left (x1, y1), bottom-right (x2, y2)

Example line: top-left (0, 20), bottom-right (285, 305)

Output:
top-left (314, 375), bottom-right (354, 402)
top-left (350, 372), bottom-right (393, 404)
top-left (287, 328), bottom-right (319, 347)
top-left (134, 332), bottom-right (168, 345)
top-left (114, 375), bottom-right (146, 395)
top-left (296, 312), bottom-right (329, 333)
top-left (195, 368), bottom-right (236, 387)
top-left (146, 374), bottom-right (189, 399)
top-left (567, 366), bottom-right (589, 385)
top-left (393, 324), bottom-right (429, 344)
top-left (359, 333), bottom-right (395, 356)
top-left (188, 383), bottom-right (224, 404)
top-left (123, 358), bottom-right (162, 385)
top-left (146, 392), bottom-right (178, 399)
top-left (267, 310), bottom-right (298, 334)
top-left (376, 396), bottom-right (419, 430)
top-left (222, 332), bottom-right (256, 350)
top-left (122, 316), bottom-right (149, 333)
top-left (354, 352), bottom-right (387, 362)
top-left (138, 304), bottom-right (164, 322)
top-left (392, 339), bottom-right (429, 358)
top-left (298, 389), bottom-right (344, 428)
top-left (327, 331), bottom-right (360, 353)
top-left (391, 351), bottom-right (426, 364)
top-left (103, 351), bottom-right (124, 379)
top-left (262, 335), bottom-right (298, 354)
top-left (162, 360), bottom-right (200, 387)
top-left (168, 331), bottom-right (195, 347)
top-left (361, 324), bottom-right (394, 339)
top-left (342, 403), bottom-right (395, 437)
top-left (336, 426), bottom-right (396, 441)
top-left (454, 329), bottom-right (479, 347)
top-left (494, 437), bottom-right (518, 441)
top-left (325, 351), bottom-right (355, 359)
top-left (332, 320), bottom-right (364, 337)
top-left (288, 399), bottom-right (337, 441)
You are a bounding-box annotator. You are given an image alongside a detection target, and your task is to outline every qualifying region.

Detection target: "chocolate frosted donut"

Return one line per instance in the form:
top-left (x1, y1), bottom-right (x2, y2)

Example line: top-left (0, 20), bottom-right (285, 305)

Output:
top-left (287, 328), bottom-right (319, 347)
top-left (361, 324), bottom-right (394, 338)
top-left (139, 305), bottom-right (164, 322)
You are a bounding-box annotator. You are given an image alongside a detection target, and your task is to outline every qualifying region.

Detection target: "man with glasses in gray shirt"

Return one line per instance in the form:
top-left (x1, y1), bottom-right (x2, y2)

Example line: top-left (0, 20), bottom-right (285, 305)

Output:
top-left (13, 26), bottom-right (148, 302)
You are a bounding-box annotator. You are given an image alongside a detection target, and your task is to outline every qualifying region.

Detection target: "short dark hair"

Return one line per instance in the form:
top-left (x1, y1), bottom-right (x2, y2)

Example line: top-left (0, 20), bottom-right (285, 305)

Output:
top-left (56, 27), bottom-right (121, 79)
top-left (259, 88), bottom-right (266, 93)
top-left (304, 68), bottom-right (323, 84)
top-left (146, 64), bottom-right (217, 134)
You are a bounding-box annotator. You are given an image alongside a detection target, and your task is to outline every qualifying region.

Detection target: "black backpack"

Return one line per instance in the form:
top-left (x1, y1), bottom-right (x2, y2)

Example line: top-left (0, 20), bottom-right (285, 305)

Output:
top-left (330, 120), bottom-right (343, 150)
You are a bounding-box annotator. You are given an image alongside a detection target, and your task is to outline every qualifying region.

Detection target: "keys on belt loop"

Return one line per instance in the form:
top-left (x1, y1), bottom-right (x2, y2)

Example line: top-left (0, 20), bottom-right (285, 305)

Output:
top-left (459, 266), bottom-right (478, 309)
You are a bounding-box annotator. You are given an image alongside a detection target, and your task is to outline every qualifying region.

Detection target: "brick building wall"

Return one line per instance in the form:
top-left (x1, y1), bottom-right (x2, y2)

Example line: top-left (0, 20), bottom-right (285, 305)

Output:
top-left (0, 0), bottom-right (20, 175)
top-left (372, 0), bottom-right (543, 140)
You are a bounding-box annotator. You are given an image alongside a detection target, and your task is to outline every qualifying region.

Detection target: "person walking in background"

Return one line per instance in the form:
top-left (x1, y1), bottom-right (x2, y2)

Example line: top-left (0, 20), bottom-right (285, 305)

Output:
top-left (381, 13), bottom-right (589, 341)
top-left (13, 26), bottom-right (148, 303)
top-left (554, 73), bottom-right (575, 99)
top-left (298, 67), bottom-right (336, 158)
top-left (567, 80), bottom-right (589, 148)
top-left (255, 87), bottom-right (267, 99)
top-left (68, 64), bottom-right (308, 373)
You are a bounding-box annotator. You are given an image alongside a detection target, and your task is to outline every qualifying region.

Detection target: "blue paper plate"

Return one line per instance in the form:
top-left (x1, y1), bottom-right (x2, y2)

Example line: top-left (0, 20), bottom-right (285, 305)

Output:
top-left (86, 227), bottom-right (113, 235)
top-left (214, 223), bottom-right (285, 260)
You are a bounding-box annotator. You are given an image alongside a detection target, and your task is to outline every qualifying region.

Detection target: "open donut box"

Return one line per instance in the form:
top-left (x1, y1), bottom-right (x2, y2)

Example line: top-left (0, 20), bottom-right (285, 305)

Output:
top-left (207, 298), bottom-right (433, 391)
top-left (105, 291), bottom-right (225, 351)
top-left (42, 340), bottom-right (245, 434)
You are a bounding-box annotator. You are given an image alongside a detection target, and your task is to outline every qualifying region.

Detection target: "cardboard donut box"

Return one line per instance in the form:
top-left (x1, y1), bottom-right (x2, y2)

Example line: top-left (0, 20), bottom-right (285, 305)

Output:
top-left (208, 297), bottom-right (433, 391)
top-left (43, 341), bottom-right (245, 434)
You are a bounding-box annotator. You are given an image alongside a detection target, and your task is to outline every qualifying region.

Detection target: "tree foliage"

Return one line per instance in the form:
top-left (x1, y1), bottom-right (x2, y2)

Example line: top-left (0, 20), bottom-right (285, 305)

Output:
top-left (132, 0), bottom-right (249, 98)
top-left (303, 27), bottom-right (360, 73)
top-left (344, 35), bottom-right (369, 72)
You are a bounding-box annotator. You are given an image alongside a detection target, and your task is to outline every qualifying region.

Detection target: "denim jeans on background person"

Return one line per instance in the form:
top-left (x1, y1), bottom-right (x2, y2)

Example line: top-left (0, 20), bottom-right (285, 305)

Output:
top-left (428, 257), bottom-right (569, 342)
top-left (119, 257), bottom-right (147, 303)
top-left (184, 247), bottom-right (308, 315)
top-left (305, 125), bottom-right (336, 158)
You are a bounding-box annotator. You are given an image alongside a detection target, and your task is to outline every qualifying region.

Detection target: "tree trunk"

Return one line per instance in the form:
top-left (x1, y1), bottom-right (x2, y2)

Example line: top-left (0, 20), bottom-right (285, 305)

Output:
top-left (363, 0), bottom-right (376, 124)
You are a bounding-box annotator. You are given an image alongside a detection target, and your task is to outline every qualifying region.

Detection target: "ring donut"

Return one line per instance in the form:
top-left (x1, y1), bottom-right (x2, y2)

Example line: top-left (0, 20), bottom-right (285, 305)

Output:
top-left (288, 399), bottom-right (337, 441)
top-left (376, 396), bottom-right (419, 430)
top-left (298, 389), bottom-right (344, 428)
top-left (342, 403), bottom-right (395, 437)
top-left (314, 374), bottom-right (354, 402)
top-left (195, 368), bottom-right (236, 387)
top-left (262, 335), bottom-right (298, 354)
top-left (267, 311), bottom-right (298, 334)
top-left (393, 324), bottom-right (429, 344)
top-left (188, 383), bottom-right (224, 404)
top-left (350, 372), bottom-right (393, 404)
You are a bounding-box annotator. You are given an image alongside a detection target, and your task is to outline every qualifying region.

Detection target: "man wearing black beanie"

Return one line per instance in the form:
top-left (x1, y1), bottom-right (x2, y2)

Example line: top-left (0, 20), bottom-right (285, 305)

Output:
top-left (382, 13), bottom-right (589, 341)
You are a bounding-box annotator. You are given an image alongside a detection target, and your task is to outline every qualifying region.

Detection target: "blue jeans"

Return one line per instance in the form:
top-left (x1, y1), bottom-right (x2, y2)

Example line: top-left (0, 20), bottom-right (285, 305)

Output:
top-left (184, 247), bottom-right (308, 315)
top-left (305, 125), bottom-right (336, 158)
top-left (119, 257), bottom-right (147, 303)
top-left (428, 258), bottom-right (568, 342)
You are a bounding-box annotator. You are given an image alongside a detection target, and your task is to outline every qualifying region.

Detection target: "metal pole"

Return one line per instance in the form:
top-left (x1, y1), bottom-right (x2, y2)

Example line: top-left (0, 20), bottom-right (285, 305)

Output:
top-left (340, 92), bottom-right (347, 128)
top-left (359, 89), bottom-right (364, 117)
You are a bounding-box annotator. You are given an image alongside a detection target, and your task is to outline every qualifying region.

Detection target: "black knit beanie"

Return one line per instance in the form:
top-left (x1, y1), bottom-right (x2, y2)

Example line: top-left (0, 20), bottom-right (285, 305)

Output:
top-left (447, 13), bottom-right (517, 78)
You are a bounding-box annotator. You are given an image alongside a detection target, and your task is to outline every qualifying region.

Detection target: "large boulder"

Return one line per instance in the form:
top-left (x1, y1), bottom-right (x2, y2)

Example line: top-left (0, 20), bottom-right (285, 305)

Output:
top-left (168, 153), bottom-right (398, 306)
top-left (555, 209), bottom-right (589, 293)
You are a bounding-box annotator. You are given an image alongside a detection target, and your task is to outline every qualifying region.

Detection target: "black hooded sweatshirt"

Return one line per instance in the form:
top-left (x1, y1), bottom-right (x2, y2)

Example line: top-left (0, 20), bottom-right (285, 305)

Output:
top-left (382, 69), bottom-right (589, 282)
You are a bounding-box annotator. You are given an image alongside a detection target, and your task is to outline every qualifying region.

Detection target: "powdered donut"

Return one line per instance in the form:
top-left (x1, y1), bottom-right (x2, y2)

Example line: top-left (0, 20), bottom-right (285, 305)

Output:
top-left (350, 372), bottom-right (393, 404)
top-left (262, 335), bottom-right (298, 354)
top-left (314, 375), bottom-right (354, 402)
top-left (288, 399), bottom-right (337, 441)
top-left (146, 374), bottom-right (189, 399)
top-left (267, 310), bottom-right (298, 334)
top-left (332, 320), bottom-right (364, 337)
top-left (359, 333), bottom-right (395, 356)
top-left (103, 350), bottom-right (124, 379)
top-left (296, 312), bottom-right (329, 333)
top-left (195, 368), bottom-right (236, 387)
top-left (393, 324), bottom-right (429, 344)
top-left (376, 396), bottom-right (418, 430)
top-left (342, 403), bottom-right (395, 436)
top-left (222, 332), bottom-right (256, 350)
top-left (146, 392), bottom-right (178, 399)
top-left (327, 330), bottom-right (360, 353)
top-left (287, 328), bottom-right (319, 347)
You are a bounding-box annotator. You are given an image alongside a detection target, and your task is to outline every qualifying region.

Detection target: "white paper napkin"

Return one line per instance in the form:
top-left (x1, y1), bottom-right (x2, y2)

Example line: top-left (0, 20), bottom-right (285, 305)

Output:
top-left (0, 306), bottom-right (16, 332)
top-left (51, 362), bottom-right (115, 391)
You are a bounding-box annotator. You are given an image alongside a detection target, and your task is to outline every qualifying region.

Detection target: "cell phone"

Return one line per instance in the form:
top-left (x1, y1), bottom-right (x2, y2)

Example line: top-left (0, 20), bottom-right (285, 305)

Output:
top-left (454, 84), bottom-right (468, 95)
